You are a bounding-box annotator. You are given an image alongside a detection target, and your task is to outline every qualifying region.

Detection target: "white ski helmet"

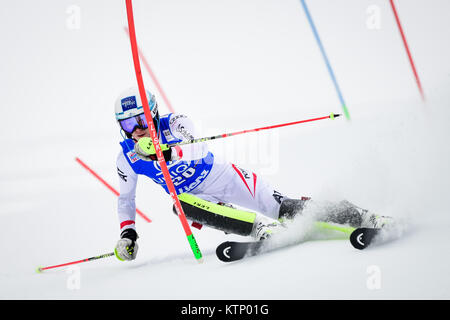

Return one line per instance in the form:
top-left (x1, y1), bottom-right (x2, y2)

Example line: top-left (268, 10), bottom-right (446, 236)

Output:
top-left (114, 87), bottom-right (159, 138)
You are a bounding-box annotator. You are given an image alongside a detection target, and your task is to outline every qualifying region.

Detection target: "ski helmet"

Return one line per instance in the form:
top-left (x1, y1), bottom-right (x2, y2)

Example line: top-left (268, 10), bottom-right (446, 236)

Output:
top-left (114, 87), bottom-right (160, 139)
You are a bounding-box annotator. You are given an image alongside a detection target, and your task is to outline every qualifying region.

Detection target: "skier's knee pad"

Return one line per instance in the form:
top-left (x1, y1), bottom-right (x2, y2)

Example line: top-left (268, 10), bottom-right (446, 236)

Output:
top-left (173, 193), bottom-right (257, 236)
top-left (278, 197), bottom-right (311, 220)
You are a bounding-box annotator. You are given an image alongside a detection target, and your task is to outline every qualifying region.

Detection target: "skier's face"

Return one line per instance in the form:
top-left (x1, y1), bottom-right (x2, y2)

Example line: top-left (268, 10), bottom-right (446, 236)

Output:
top-left (132, 127), bottom-right (150, 141)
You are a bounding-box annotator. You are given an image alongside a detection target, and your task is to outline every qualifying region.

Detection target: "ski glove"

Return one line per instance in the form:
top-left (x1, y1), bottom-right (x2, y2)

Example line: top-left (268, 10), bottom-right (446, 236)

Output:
top-left (114, 229), bottom-right (139, 261)
top-left (134, 137), bottom-right (181, 162)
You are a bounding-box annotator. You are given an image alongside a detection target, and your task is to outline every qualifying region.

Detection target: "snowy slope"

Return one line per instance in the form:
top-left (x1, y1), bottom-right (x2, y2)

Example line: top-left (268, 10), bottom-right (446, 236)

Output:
top-left (1, 0), bottom-right (449, 299)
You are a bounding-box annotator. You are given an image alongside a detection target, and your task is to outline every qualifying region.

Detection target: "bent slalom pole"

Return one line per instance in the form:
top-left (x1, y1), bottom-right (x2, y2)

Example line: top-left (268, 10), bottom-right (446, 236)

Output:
top-left (389, 0), bottom-right (425, 102)
top-left (125, 0), bottom-right (202, 262)
top-left (169, 113), bottom-right (341, 148)
top-left (123, 26), bottom-right (176, 113)
top-left (300, 0), bottom-right (350, 120)
top-left (75, 157), bottom-right (152, 223)
top-left (36, 252), bottom-right (115, 273)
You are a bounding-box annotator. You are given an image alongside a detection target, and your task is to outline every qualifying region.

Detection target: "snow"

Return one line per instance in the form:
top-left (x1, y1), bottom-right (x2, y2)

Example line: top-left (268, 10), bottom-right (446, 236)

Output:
top-left (1, 0), bottom-right (449, 299)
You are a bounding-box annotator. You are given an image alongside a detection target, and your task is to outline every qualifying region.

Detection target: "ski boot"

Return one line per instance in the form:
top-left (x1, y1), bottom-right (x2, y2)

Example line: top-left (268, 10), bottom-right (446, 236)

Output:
top-left (321, 200), bottom-right (395, 229)
top-left (278, 197), bottom-right (395, 230)
top-left (251, 215), bottom-right (287, 240)
top-left (362, 213), bottom-right (395, 229)
top-left (277, 197), bottom-right (311, 222)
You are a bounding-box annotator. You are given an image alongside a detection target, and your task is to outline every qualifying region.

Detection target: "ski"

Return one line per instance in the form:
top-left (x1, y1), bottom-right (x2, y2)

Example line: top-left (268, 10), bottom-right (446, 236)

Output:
top-left (216, 240), bottom-right (266, 262)
top-left (349, 227), bottom-right (381, 250)
top-left (216, 221), bottom-right (357, 262)
top-left (217, 226), bottom-right (389, 261)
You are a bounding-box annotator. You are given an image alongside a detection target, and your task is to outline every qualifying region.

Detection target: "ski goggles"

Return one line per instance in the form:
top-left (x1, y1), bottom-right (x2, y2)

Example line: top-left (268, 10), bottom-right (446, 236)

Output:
top-left (119, 111), bottom-right (160, 135)
top-left (119, 113), bottom-right (148, 134)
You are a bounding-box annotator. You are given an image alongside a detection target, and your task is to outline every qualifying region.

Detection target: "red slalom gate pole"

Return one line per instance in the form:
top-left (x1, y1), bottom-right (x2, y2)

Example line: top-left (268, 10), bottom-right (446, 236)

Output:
top-left (36, 252), bottom-right (115, 273)
top-left (389, 0), bottom-right (425, 101)
top-left (123, 26), bottom-right (176, 114)
top-left (125, 0), bottom-right (202, 262)
top-left (75, 157), bottom-right (152, 223)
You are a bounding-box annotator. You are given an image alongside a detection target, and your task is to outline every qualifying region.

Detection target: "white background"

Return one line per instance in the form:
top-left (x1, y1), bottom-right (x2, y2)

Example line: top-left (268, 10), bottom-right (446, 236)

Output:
top-left (0, 0), bottom-right (449, 299)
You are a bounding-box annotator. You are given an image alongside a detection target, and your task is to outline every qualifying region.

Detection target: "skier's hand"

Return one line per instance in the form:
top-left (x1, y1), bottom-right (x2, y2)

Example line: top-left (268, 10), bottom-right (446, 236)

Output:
top-left (114, 229), bottom-right (139, 261)
top-left (135, 137), bottom-right (179, 162)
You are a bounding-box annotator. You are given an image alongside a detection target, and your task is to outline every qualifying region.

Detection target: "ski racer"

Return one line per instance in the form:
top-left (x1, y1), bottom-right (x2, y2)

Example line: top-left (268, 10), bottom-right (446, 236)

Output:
top-left (113, 87), bottom-right (391, 261)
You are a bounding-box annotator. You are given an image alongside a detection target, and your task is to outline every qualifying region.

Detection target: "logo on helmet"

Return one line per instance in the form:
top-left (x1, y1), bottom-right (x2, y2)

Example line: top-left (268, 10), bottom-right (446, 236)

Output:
top-left (121, 96), bottom-right (137, 111)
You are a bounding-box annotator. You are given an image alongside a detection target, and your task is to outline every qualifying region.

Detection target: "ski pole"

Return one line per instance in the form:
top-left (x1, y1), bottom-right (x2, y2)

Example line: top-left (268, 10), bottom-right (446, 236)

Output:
top-left (36, 252), bottom-right (115, 273)
top-left (169, 113), bottom-right (341, 147)
top-left (125, 0), bottom-right (203, 263)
